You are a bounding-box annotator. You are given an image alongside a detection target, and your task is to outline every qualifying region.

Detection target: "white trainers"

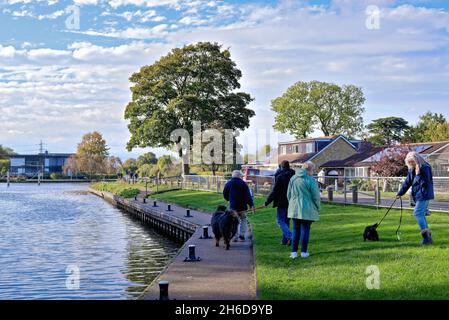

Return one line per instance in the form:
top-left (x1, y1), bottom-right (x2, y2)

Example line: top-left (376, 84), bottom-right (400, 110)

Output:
top-left (301, 252), bottom-right (310, 258)
top-left (290, 252), bottom-right (298, 259)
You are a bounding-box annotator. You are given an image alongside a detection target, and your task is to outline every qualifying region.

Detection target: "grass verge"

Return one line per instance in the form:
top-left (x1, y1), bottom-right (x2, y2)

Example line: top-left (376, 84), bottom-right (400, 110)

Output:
top-left (150, 189), bottom-right (449, 299)
top-left (91, 181), bottom-right (140, 199)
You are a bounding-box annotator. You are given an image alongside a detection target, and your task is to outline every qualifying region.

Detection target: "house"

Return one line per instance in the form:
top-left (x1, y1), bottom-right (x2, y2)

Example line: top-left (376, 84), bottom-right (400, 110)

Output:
top-left (263, 135), bottom-right (367, 170)
top-left (9, 152), bottom-right (74, 177)
top-left (321, 141), bottom-right (449, 177)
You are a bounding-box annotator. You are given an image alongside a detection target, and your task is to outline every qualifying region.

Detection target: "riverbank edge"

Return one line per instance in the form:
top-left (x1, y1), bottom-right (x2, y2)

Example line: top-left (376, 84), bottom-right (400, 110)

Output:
top-left (88, 187), bottom-right (259, 300)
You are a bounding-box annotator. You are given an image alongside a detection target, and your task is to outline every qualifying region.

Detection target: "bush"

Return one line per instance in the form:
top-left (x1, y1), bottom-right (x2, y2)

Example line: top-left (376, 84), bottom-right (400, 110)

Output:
top-left (50, 173), bottom-right (64, 180)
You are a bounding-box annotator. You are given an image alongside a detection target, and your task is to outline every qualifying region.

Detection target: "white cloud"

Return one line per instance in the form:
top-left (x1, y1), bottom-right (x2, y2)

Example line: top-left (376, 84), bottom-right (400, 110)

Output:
top-left (0, 45), bottom-right (16, 58)
top-left (27, 48), bottom-right (71, 60)
top-left (179, 16), bottom-right (207, 26)
top-left (79, 24), bottom-right (169, 39)
top-left (108, 0), bottom-right (182, 9)
top-left (73, 0), bottom-right (99, 5)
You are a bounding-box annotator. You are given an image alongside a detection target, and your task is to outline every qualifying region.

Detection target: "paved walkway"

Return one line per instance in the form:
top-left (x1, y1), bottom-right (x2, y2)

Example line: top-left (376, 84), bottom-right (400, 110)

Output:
top-left (138, 196), bottom-right (257, 300)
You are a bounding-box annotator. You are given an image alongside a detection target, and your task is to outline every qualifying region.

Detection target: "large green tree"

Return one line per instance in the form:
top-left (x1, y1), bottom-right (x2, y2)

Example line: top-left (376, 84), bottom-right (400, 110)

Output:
top-left (124, 42), bottom-right (255, 175)
top-left (137, 152), bottom-right (157, 167)
top-left (367, 117), bottom-right (410, 146)
top-left (271, 81), bottom-right (365, 139)
top-left (65, 132), bottom-right (109, 179)
top-left (122, 158), bottom-right (138, 176)
top-left (404, 112), bottom-right (447, 142)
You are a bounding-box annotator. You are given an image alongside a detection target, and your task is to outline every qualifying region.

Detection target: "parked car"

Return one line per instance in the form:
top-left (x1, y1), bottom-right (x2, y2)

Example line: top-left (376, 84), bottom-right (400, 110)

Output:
top-left (242, 166), bottom-right (275, 185)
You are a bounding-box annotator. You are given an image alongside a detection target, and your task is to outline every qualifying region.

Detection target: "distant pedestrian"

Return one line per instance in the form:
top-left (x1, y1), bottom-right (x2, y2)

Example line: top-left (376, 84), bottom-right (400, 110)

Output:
top-left (223, 170), bottom-right (255, 242)
top-left (397, 152), bottom-right (434, 245)
top-left (317, 169), bottom-right (326, 188)
top-left (264, 160), bottom-right (295, 245)
top-left (287, 161), bottom-right (321, 259)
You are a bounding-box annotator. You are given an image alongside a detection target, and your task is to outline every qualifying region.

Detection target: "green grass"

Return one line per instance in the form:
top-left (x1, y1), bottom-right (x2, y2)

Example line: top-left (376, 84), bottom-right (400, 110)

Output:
top-left (150, 189), bottom-right (449, 300)
top-left (91, 181), bottom-right (141, 199)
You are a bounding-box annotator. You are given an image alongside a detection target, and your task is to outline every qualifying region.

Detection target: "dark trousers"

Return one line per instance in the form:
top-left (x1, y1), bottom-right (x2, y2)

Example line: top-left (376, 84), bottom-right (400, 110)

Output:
top-left (276, 207), bottom-right (292, 244)
top-left (292, 219), bottom-right (312, 253)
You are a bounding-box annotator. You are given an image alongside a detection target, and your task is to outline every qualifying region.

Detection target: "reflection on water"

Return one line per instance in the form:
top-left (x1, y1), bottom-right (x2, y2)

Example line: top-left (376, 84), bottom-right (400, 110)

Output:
top-left (0, 183), bottom-right (180, 300)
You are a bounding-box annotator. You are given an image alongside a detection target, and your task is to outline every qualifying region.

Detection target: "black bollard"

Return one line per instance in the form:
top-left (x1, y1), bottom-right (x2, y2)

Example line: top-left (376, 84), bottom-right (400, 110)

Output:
top-left (167, 204), bottom-right (172, 211)
top-left (159, 281), bottom-right (170, 301)
top-left (184, 209), bottom-right (192, 218)
top-left (184, 245), bottom-right (201, 262)
top-left (327, 186), bottom-right (334, 202)
top-left (153, 201), bottom-right (157, 207)
top-left (200, 225), bottom-right (212, 239)
top-left (352, 186), bottom-right (358, 204)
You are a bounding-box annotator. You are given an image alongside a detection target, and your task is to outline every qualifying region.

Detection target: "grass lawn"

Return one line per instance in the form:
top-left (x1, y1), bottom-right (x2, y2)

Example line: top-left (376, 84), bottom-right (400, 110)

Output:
top-left (151, 189), bottom-right (449, 300)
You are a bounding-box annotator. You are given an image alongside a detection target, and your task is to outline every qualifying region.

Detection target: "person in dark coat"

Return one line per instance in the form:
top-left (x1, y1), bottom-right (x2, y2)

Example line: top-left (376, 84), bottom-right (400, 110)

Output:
top-left (223, 170), bottom-right (255, 241)
top-left (264, 160), bottom-right (296, 245)
top-left (397, 151), bottom-right (435, 245)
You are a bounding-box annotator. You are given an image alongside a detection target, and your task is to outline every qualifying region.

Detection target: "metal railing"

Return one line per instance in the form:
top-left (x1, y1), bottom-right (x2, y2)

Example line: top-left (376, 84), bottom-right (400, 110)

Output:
top-left (181, 175), bottom-right (449, 211)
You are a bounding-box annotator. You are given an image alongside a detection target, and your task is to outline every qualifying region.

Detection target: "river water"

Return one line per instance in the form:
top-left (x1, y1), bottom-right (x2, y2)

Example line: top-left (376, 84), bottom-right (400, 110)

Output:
top-left (0, 183), bottom-right (181, 300)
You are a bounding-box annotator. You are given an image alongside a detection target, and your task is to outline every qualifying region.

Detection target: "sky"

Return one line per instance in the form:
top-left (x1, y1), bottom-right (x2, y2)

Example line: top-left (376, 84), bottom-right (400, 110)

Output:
top-left (1, 0), bottom-right (449, 159)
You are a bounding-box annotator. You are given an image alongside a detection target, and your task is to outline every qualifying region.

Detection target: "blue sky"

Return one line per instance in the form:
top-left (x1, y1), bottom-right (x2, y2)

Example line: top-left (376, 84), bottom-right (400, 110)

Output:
top-left (1, 0), bottom-right (449, 158)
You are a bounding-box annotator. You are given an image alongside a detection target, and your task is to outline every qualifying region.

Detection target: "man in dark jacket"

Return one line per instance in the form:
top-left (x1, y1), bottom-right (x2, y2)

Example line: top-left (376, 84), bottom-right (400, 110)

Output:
top-left (223, 170), bottom-right (255, 241)
top-left (264, 160), bottom-right (296, 245)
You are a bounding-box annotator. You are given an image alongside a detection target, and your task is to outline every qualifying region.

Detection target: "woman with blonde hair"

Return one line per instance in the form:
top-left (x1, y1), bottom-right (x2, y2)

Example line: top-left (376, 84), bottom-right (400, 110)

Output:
top-left (287, 161), bottom-right (321, 259)
top-left (397, 151), bottom-right (434, 245)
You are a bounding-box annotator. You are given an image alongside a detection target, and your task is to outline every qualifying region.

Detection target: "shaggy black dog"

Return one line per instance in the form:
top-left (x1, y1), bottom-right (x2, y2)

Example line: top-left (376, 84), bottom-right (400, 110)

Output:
top-left (363, 223), bottom-right (380, 241)
top-left (211, 205), bottom-right (239, 250)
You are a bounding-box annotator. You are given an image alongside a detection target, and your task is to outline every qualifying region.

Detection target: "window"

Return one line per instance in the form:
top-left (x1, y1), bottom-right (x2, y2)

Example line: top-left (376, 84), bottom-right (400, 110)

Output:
top-left (294, 145), bottom-right (299, 153)
top-left (280, 146), bottom-right (287, 154)
top-left (354, 167), bottom-right (368, 177)
top-left (345, 168), bottom-right (356, 177)
top-left (306, 143), bottom-right (314, 153)
top-left (10, 158), bottom-right (25, 166)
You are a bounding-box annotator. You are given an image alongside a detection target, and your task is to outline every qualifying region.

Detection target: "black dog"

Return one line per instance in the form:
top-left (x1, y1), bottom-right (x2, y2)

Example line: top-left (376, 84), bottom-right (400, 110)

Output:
top-left (211, 205), bottom-right (239, 250)
top-left (363, 223), bottom-right (380, 241)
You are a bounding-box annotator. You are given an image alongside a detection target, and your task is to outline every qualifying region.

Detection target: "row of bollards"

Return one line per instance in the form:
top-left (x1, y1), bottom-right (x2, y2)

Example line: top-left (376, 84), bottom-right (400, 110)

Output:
top-left (147, 200), bottom-right (195, 218)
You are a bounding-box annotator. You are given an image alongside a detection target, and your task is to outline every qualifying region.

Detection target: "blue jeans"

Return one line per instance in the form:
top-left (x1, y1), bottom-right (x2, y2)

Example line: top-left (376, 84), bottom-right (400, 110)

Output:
top-left (292, 219), bottom-right (312, 253)
top-left (414, 200), bottom-right (430, 230)
top-left (276, 207), bottom-right (291, 244)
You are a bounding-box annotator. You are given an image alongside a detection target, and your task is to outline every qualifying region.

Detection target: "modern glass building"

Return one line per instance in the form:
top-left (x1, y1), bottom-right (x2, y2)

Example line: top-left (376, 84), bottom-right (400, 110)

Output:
top-left (9, 152), bottom-right (74, 177)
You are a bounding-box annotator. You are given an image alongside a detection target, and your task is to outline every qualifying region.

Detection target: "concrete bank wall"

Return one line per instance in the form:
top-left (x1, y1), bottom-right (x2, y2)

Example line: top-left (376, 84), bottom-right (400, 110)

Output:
top-left (88, 187), bottom-right (196, 242)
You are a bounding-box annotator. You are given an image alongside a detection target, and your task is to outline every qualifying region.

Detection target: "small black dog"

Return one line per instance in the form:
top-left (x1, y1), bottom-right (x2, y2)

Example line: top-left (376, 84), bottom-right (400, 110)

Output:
top-left (211, 205), bottom-right (239, 250)
top-left (363, 223), bottom-right (380, 241)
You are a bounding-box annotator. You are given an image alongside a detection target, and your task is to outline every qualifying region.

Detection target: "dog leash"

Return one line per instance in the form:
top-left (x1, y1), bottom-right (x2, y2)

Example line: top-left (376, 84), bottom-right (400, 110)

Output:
top-left (237, 205), bottom-right (266, 215)
top-left (396, 197), bottom-right (403, 241)
top-left (376, 196), bottom-right (403, 241)
top-left (376, 197), bottom-right (398, 228)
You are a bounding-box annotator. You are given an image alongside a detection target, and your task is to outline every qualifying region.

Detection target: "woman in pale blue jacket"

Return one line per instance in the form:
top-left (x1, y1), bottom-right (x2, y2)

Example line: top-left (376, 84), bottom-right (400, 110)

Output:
top-left (287, 161), bottom-right (321, 259)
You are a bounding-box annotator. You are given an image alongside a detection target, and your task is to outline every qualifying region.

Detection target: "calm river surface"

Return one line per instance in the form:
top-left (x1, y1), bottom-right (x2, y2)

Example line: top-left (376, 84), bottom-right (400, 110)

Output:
top-left (0, 183), bottom-right (181, 300)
